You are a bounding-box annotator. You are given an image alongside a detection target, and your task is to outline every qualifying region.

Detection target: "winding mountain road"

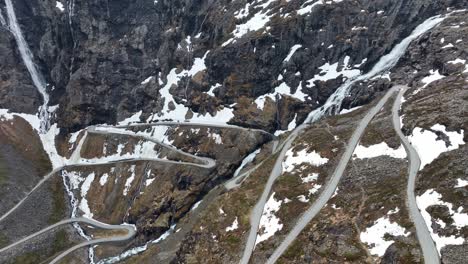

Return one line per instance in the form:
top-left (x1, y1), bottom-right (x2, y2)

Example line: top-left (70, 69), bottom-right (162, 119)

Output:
top-left (0, 217), bottom-right (135, 264)
top-left (391, 87), bottom-right (440, 264)
top-left (264, 86), bottom-right (401, 264)
top-left (0, 121), bottom-right (271, 262)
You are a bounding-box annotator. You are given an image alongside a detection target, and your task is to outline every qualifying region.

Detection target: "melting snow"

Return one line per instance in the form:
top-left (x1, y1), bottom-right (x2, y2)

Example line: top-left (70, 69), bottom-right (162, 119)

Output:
top-left (99, 173), bottom-right (109, 186)
top-left (141, 76), bottom-right (153, 85)
top-left (118, 111), bottom-right (142, 125)
top-left (145, 178), bottom-right (155, 187)
top-left (360, 216), bottom-right (409, 256)
top-left (301, 172), bottom-right (318, 183)
top-left (297, 0), bottom-right (323, 16)
top-left (441, 43), bottom-right (454, 49)
top-left (305, 56), bottom-right (361, 89)
top-left (353, 142), bottom-right (407, 160)
top-left (447, 58), bottom-right (466, 65)
top-left (146, 52), bottom-right (234, 124)
top-left (282, 148), bottom-right (329, 173)
top-left (226, 217), bottom-right (239, 232)
top-left (455, 179), bottom-right (468, 188)
top-left (79, 172), bottom-right (95, 219)
top-left (123, 165), bottom-right (136, 196)
top-left (339, 105), bottom-right (362, 114)
top-left (222, 0), bottom-right (277, 46)
top-left (408, 124), bottom-right (465, 169)
top-left (283, 44), bottom-right (302, 62)
top-left (417, 189), bottom-right (467, 253)
top-left (55, 1), bottom-right (65, 12)
top-left (208, 130), bottom-right (223, 144)
top-left (256, 192), bottom-right (283, 245)
top-left (421, 70), bottom-right (445, 88)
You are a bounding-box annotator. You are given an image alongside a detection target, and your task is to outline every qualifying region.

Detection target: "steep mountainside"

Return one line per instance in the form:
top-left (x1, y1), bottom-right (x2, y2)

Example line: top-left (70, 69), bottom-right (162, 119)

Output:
top-left (0, 0), bottom-right (467, 263)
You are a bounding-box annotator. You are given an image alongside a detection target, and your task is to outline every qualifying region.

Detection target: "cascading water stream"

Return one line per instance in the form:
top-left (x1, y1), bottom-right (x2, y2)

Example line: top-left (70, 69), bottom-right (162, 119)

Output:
top-left (5, 0), bottom-right (50, 132)
top-left (0, 8), bottom-right (6, 26)
top-left (304, 14), bottom-right (447, 124)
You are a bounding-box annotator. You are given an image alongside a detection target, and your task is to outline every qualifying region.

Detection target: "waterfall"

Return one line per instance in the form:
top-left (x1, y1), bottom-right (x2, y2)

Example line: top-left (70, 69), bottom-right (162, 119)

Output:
top-left (305, 14), bottom-right (447, 124)
top-left (5, 0), bottom-right (50, 132)
top-left (0, 8), bottom-right (6, 26)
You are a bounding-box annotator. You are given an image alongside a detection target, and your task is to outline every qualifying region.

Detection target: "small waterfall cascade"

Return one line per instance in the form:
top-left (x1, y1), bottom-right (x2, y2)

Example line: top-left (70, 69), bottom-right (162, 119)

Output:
top-left (5, 0), bottom-right (50, 132)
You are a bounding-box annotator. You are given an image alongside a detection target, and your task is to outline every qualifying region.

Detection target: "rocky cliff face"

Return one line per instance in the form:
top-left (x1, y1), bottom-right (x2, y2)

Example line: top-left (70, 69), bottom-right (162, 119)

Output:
top-left (1, 0), bottom-right (466, 132)
top-left (0, 0), bottom-right (467, 263)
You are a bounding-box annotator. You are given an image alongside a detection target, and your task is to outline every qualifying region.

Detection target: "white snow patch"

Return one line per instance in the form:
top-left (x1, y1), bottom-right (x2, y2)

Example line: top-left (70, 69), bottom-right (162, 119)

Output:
top-left (455, 179), bottom-right (468, 188)
top-left (255, 81), bottom-right (308, 110)
top-left (226, 217), bottom-right (239, 232)
top-left (56, 1), bottom-right (65, 12)
top-left (99, 173), bottom-right (109, 186)
top-left (79, 172), bottom-right (95, 219)
top-left (141, 76), bottom-right (153, 85)
top-left (297, 0), bottom-right (323, 16)
top-left (208, 130), bottom-right (223, 144)
top-left (408, 124), bottom-right (465, 169)
top-left (283, 44), bottom-right (302, 62)
top-left (360, 216), bottom-right (409, 256)
top-left (301, 173), bottom-right (318, 183)
top-left (123, 165), bottom-right (136, 196)
top-left (305, 56), bottom-right (361, 89)
top-left (417, 189), bottom-right (467, 253)
top-left (339, 105), bottom-right (362, 114)
top-left (441, 43), bottom-right (454, 49)
top-left (256, 192), bottom-right (283, 245)
top-left (447, 58), bottom-right (466, 65)
top-left (145, 178), bottom-right (155, 187)
top-left (297, 195), bottom-right (309, 203)
top-left (421, 70), bottom-right (445, 88)
top-left (353, 142), bottom-right (407, 160)
top-left (118, 111), bottom-right (142, 125)
top-left (282, 148), bottom-right (329, 173)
